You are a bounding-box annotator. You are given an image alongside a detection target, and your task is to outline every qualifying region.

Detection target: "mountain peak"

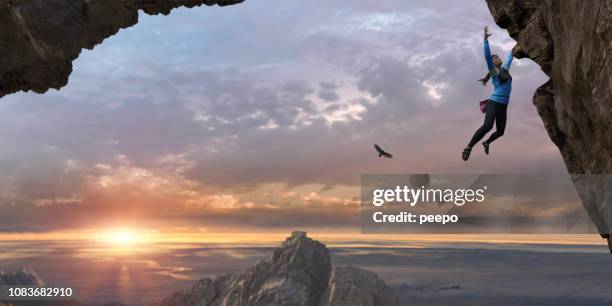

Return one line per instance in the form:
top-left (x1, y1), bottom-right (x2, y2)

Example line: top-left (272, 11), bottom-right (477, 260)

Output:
top-left (160, 232), bottom-right (399, 306)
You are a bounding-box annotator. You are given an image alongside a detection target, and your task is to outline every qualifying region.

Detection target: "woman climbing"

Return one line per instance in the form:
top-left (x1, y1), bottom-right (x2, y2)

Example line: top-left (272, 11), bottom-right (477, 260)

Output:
top-left (462, 26), bottom-right (514, 161)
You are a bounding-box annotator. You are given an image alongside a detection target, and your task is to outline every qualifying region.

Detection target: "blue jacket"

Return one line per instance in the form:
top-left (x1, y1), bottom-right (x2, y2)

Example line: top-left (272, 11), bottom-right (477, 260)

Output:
top-left (484, 40), bottom-right (513, 104)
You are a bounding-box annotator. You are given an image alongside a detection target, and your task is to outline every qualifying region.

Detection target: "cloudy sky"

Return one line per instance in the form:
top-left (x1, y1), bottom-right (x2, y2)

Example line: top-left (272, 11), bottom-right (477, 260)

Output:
top-left (0, 0), bottom-right (565, 235)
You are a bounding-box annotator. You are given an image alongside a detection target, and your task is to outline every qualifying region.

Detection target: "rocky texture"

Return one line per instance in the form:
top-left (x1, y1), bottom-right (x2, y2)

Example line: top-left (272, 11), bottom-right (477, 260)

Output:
top-left (486, 0), bottom-right (612, 250)
top-left (319, 267), bottom-right (399, 306)
top-left (159, 231), bottom-right (399, 306)
top-left (0, 267), bottom-right (45, 288)
top-left (0, 268), bottom-right (84, 306)
top-left (0, 0), bottom-right (243, 99)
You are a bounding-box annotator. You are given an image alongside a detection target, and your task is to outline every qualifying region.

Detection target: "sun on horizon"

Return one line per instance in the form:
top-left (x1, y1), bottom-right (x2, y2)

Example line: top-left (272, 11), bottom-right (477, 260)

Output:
top-left (97, 228), bottom-right (150, 246)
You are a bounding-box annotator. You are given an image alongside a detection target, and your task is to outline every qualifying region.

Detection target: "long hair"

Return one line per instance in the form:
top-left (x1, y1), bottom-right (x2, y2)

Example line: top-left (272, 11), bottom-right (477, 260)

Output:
top-left (479, 54), bottom-right (499, 86)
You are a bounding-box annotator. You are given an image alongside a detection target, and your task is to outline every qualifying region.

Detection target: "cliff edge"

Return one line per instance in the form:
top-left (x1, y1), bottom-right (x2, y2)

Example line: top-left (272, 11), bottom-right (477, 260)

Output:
top-left (0, 0), bottom-right (243, 99)
top-left (486, 0), bottom-right (612, 250)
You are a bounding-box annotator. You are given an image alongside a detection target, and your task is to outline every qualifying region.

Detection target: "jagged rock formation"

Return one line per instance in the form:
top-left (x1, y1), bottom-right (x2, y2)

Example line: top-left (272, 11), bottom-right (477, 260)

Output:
top-left (0, 0), bottom-right (243, 98)
top-left (0, 267), bottom-right (83, 306)
top-left (0, 267), bottom-right (45, 288)
top-left (160, 231), bottom-right (399, 306)
top-left (485, 0), bottom-right (612, 250)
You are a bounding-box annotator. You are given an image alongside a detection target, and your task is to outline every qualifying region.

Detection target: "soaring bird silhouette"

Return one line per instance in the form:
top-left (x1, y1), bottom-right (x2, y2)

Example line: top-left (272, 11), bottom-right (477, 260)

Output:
top-left (374, 144), bottom-right (393, 159)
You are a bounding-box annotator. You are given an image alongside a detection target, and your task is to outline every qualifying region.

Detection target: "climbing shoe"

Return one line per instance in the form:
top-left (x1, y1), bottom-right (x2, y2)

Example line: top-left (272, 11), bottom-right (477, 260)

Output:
top-left (462, 147), bottom-right (472, 161)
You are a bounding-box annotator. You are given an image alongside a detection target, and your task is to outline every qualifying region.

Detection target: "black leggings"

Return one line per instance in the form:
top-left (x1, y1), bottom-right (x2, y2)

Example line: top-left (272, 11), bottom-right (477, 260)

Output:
top-left (468, 100), bottom-right (507, 148)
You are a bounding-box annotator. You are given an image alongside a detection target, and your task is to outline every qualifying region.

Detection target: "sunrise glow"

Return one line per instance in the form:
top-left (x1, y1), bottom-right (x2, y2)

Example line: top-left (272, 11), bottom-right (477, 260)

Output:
top-left (98, 228), bottom-right (148, 246)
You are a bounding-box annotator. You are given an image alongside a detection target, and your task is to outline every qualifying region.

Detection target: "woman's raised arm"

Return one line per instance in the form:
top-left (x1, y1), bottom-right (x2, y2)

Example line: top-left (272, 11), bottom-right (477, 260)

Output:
top-left (504, 52), bottom-right (514, 70)
top-left (483, 26), bottom-right (494, 70)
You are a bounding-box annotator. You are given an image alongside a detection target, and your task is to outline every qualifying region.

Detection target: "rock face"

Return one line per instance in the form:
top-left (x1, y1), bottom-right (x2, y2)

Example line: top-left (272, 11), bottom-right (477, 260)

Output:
top-left (160, 231), bottom-right (399, 306)
top-left (319, 267), bottom-right (399, 306)
top-left (0, 0), bottom-right (243, 99)
top-left (485, 0), bottom-right (612, 249)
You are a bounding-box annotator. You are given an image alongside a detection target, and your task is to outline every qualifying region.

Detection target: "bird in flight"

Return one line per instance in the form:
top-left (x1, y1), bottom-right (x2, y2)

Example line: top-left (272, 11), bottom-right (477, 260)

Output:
top-left (374, 144), bottom-right (393, 159)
